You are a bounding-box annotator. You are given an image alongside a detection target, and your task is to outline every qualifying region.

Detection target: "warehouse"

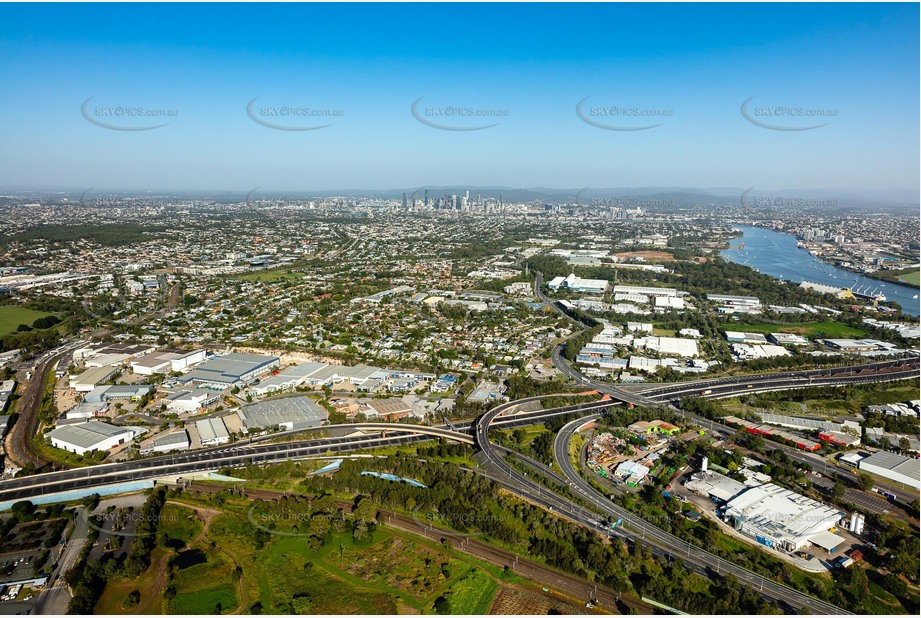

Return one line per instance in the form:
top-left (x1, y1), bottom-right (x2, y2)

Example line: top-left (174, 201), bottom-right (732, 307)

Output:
top-left (178, 353), bottom-right (280, 389)
top-left (857, 451), bottom-right (920, 489)
top-left (547, 273), bottom-right (609, 293)
top-left (165, 389), bottom-right (220, 413)
top-left (708, 294), bottom-right (762, 314)
top-left (196, 416), bottom-right (230, 446)
top-left (131, 348), bottom-right (207, 375)
top-left (47, 421), bottom-right (145, 455)
top-left (723, 483), bottom-right (846, 552)
top-left (249, 361), bottom-right (329, 396)
top-left (139, 429), bottom-right (191, 455)
top-left (612, 285), bottom-right (678, 298)
top-left (634, 336), bottom-right (699, 357)
top-left (69, 366), bottom-right (117, 392)
top-left (237, 396), bottom-right (328, 432)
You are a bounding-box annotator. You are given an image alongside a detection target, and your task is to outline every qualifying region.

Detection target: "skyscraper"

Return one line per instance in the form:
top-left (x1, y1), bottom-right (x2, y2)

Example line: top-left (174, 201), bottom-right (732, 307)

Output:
top-left (402, 192), bottom-right (408, 209)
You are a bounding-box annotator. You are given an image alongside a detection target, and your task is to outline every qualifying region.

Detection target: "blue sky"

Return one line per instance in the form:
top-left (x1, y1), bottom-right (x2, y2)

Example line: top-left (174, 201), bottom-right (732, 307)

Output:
top-left (0, 2), bottom-right (917, 194)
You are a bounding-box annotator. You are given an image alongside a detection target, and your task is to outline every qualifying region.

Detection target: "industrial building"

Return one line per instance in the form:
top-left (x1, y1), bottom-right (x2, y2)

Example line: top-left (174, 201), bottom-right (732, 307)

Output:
top-left (633, 336), bottom-right (699, 357)
top-left (724, 416), bottom-right (820, 451)
top-left (722, 483), bottom-right (846, 552)
top-left (707, 294), bottom-right (763, 314)
top-left (249, 361), bottom-right (328, 396)
top-left (237, 396), bottom-right (328, 432)
top-left (139, 429), bottom-right (191, 455)
top-left (130, 348), bottom-right (207, 375)
top-left (857, 451), bottom-right (920, 489)
top-left (69, 366), bottom-right (117, 392)
top-left (165, 389), bottom-right (220, 413)
top-left (47, 421), bottom-right (145, 455)
top-left (612, 285), bottom-right (678, 298)
top-left (178, 353), bottom-right (280, 389)
top-left (547, 273), bottom-right (609, 293)
top-left (196, 416), bottom-right (230, 446)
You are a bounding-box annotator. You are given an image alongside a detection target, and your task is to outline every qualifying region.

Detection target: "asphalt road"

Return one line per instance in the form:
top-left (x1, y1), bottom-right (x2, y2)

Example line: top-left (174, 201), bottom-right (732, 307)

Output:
top-left (548, 414), bottom-right (850, 615)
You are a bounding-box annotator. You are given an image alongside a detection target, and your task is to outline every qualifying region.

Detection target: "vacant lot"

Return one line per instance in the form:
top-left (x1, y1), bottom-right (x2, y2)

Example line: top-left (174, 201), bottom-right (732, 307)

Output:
top-left (0, 306), bottom-right (55, 336)
top-left (729, 320), bottom-right (865, 339)
top-left (614, 250), bottom-right (674, 262)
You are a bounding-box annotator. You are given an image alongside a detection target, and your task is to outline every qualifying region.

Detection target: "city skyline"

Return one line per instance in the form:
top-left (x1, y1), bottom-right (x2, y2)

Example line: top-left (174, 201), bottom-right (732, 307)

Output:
top-left (0, 2), bottom-right (918, 192)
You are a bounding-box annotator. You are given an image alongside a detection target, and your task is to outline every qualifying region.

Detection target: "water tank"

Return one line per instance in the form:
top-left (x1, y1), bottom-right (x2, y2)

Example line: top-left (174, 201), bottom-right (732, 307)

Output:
top-left (849, 512), bottom-right (859, 531)
top-left (701, 456), bottom-right (709, 472)
top-left (854, 513), bottom-right (865, 535)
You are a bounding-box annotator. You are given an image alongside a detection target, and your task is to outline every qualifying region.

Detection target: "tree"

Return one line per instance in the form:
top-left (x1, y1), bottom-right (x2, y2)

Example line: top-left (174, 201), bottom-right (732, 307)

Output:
top-left (832, 480), bottom-right (846, 499)
top-left (856, 472), bottom-right (874, 491)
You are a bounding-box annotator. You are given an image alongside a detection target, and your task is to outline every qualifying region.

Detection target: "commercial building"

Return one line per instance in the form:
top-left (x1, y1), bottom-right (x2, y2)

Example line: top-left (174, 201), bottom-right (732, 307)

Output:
top-left (196, 416), bottom-right (230, 446)
top-left (857, 451), bottom-right (920, 489)
top-left (47, 421), bottom-right (145, 455)
top-left (178, 353), bottom-right (280, 389)
top-left (139, 429), bottom-right (191, 455)
top-left (547, 273), bottom-right (609, 294)
top-left (237, 396), bottom-right (328, 432)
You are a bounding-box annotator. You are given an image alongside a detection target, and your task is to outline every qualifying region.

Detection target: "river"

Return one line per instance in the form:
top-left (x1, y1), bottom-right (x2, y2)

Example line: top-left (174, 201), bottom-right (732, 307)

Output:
top-left (720, 225), bottom-right (920, 317)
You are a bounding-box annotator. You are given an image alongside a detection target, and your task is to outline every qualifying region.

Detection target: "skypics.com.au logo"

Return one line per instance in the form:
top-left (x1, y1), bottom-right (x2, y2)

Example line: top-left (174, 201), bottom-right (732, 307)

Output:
top-left (246, 97), bottom-right (343, 131)
top-left (411, 97), bottom-right (508, 131)
top-left (740, 97), bottom-right (837, 131)
top-left (576, 97), bottom-right (672, 131)
top-left (81, 97), bottom-right (177, 131)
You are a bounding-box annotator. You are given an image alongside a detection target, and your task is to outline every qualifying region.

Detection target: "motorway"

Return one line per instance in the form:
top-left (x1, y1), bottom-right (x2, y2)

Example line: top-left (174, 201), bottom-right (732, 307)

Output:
top-left (473, 399), bottom-right (850, 614)
top-left (0, 397), bottom-right (620, 505)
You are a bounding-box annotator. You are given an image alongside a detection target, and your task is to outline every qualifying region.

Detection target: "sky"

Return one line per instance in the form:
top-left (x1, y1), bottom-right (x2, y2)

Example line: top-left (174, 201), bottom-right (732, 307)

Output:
top-left (0, 2), bottom-right (918, 194)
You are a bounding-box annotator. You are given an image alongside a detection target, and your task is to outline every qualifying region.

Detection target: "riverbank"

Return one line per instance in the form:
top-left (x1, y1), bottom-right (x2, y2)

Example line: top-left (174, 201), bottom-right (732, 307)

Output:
top-left (721, 225), bottom-right (920, 317)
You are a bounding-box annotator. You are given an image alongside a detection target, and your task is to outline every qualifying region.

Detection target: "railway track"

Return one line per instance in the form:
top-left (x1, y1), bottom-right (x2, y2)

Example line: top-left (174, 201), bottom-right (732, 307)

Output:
top-left (181, 482), bottom-right (654, 614)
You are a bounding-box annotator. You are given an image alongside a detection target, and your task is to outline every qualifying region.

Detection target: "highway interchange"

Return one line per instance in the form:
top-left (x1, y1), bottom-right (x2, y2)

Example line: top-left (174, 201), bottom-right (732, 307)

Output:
top-left (2, 299), bottom-right (918, 614)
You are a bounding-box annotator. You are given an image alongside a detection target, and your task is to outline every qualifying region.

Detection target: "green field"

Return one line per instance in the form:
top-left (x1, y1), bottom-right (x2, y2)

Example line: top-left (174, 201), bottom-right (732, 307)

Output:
top-left (0, 306), bottom-right (55, 336)
top-left (731, 320), bottom-right (865, 339)
top-left (897, 270), bottom-right (920, 286)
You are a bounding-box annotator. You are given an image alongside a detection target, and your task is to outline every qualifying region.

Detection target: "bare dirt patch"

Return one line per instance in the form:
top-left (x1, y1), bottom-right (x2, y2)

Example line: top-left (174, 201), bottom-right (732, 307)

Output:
top-left (489, 584), bottom-right (597, 615)
top-left (614, 250), bottom-right (674, 262)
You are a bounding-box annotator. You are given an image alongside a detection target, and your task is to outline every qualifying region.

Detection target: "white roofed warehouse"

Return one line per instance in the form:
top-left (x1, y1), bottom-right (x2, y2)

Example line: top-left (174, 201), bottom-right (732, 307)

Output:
top-left (722, 484), bottom-right (845, 552)
top-left (47, 421), bottom-right (146, 456)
